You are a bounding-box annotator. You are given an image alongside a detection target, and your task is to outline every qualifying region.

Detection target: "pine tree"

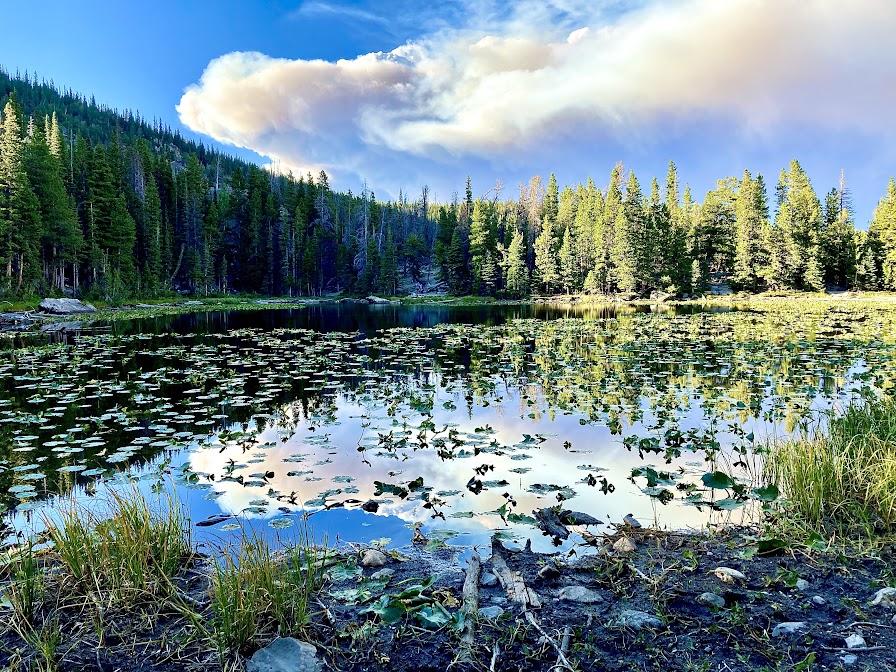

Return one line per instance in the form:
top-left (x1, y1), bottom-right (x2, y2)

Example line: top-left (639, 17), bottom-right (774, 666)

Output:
top-left (870, 178), bottom-right (896, 290)
top-left (378, 227), bottom-right (398, 295)
top-left (732, 171), bottom-right (768, 292)
top-left (533, 219), bottom-right (558, 293)
top-left (503, 229), bottom-right (528, 296)
top-left (558, 225), bottom-right (576, 293)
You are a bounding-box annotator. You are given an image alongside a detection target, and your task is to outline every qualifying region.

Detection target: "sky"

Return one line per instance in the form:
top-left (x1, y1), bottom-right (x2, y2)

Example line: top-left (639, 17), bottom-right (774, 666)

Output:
top-left (2, 0), bottom-right (895, 224)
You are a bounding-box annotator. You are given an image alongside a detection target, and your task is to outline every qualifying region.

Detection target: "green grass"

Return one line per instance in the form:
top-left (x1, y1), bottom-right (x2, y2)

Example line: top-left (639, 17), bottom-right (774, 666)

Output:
top-left (768, 399), bottom-right (896, 536)
top-left (210, 528), bottom-right (324, 656)
top-left (44, 488), bottom-right (192, 607)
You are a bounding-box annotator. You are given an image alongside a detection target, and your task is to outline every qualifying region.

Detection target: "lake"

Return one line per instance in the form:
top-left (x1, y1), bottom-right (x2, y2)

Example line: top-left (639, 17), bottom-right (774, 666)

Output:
top-left (2, 300), bottom-right (894, 554)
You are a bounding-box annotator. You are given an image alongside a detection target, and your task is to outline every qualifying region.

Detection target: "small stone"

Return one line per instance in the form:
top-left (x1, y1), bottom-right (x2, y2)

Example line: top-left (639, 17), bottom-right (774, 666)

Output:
top-left (841, 654), bottom-right (857, 666)
top-left (480, 572), bottom-right (498, 587)
top-left (360, 548), bottom-right (389, 567)
top-left (795, 579), bottom-right (809, 591)
top-left (361, 500), bottom-right (379, 513)
top-left (713, 567), bottom-right (746, 584)
top-left (538, 563), bottom-right (561, 580)
top-left (478, 606), bottom-right (505, 620)
top-left (369, 568), bottom-right (394, 581)
top-left (812, 595), bottom-right (826, 606)
top-left (247, 637), bottom-right (321, 672)
top-left (772, 622), bottom-right (808, 637)
top-left (623, 514), bottom-right (642, 528)
top-left (559, 586), bottom-right (604, 604)
top-left (844, 634), bottom-right (866, 649)
top-left (613, 537), bottom-right (637, 553)
top-left (870, 587), bottom-right (896, 608)
top-left (696, 592), bottom-right (726, 609)
top-left (615, 610), bottom-right (663, 630)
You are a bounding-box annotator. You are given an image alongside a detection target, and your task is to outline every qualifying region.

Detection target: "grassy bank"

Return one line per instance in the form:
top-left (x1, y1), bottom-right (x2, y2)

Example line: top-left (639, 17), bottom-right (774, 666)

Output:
top-left (768, 399), bottom-right (896, 538)
top-left (1, 490), bottom-right (324, 671)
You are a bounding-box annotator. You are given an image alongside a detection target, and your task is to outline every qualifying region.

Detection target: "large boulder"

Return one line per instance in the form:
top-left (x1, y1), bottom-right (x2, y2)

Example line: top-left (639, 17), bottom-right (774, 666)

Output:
top-left (38, 298), bottom-right (97, 315)
top-left (365, 295), bottom-right (396, 304)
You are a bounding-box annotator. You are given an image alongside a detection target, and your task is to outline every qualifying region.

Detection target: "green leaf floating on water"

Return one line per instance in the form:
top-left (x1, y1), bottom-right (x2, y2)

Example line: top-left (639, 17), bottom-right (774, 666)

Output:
top-left (701, 471), bottom-right (736, 489)
top-left (750, 484), bottom-right (780, 501)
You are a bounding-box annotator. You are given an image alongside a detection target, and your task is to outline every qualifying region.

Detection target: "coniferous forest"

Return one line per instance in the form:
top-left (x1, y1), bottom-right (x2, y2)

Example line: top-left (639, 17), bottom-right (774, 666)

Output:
top-left (2, 69), bottom-right (896, 301)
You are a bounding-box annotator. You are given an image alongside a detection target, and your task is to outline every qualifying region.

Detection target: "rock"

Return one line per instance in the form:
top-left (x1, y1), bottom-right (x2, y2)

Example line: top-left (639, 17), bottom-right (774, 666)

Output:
top-left (812, 595), bottom-right (826, 606)
top-left (183, 300), bottom-right (203, 306)
top-left (795, 579), bottom-right (809, 591)
top-left (613, 537), bottom-right (637, 553)
top-left (360, 499), bottom-right (379, 513)
top-left (360, 548), bottom-right (389, 567)
top-left (40, 321), bottom-right (87, 332)
top-left (478, 606), bottom-right (505, 620)
top-left (713, 567), bottom-right (746, 584)
top-left (480, 572), bottom-right (498, 587)
top-left (369, 568), bottom-right (395, 581)
top-left (365, 296), bottom-right (395, 304)
top-left (623, 513), bottom-right (642, 528)
top-left (649, 290), bottom-right (673, 303)
top-left (772, 622), bottom-right (808, 637)
top-left (696, 592), bottom-right (726, 609)
top-left (135, 303), bottom-right (157, 308)
top-left (559, 586), bottom-right (604, 604)
top-left (247, 637), bottom-right (321, 672)
top-left (38, 298), bottom-right (97, 315)
top-left (870, 587), bottom-right (896, 608)
top-left (615, 610), bottom-right (663, 630)
top-left (844, 634), bottom-right (866, 649)
top-left (841, 654), bottom-right (857, 666)
top-left (537, 563), bottom-right (561, 580)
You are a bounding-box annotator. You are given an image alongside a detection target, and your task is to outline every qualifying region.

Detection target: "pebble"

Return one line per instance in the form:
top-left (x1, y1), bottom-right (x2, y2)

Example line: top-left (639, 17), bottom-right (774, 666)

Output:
top-left (368, 568), bottom-right (395, 581)
top-left (247, 638), bottom-right (321, 672)
top-left (772, 622), bottom-right (808, 637)
top-left (841, 654), bottom-right (857, 666)
top-left (478, 606), bottom-right (505, 620)
top-left (812, 595), bottom-right (826, 606)
top-left (615, 610), bottom-right (663, 630)
top-left (623, 514), bottom-right (642, 528)
top-left (844, 634), bottom-right (866, 649)
top-left (713, 567), bottom-right (746, 584)
top-left (559, 586), bottom-right (604, 604)
top-left (696, 592), bottom-right (726, 609)
top-left (870, 587), bottom-right (896, 608)
top-left (480, 572), bottom-right (498, 587)
top-left (360, 549), bottom-right (389, 568)
top-left (795, 579), bottom-right (809, 591)
top-left (538, 563), bottom-right (562, 580)
top-left (613, 537), bottom-right (637, 553)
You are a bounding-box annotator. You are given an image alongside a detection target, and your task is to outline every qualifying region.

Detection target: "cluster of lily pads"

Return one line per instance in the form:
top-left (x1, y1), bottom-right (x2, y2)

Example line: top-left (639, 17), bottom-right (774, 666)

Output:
top-left (2, 302), bottom-right (896, 543)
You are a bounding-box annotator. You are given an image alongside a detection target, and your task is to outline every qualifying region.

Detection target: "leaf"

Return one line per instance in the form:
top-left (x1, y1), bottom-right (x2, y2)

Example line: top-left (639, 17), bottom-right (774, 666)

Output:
top-left (416, 603), bottom-right (451, 628)
top-left (701, 471), bottom-right (735, 489)
top-left (750, 484), bottom-right (780, 502)
top-left (712, 498), bottom-right (745, 511)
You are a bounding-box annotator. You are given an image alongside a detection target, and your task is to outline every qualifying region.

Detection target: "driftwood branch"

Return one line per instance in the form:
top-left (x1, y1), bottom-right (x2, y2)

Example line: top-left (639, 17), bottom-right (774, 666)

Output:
top-left (458, 553), bottom-right (481, 664)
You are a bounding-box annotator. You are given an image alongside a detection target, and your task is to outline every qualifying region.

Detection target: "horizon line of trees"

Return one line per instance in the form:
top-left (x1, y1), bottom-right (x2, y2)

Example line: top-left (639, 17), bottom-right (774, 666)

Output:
top-left (2, 70), bottom-right (896, 301)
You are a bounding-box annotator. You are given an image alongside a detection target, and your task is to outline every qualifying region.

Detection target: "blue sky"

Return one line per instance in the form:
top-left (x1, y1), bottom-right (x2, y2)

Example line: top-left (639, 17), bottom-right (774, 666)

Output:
top-left (2, 1), bottom-right (895, 225)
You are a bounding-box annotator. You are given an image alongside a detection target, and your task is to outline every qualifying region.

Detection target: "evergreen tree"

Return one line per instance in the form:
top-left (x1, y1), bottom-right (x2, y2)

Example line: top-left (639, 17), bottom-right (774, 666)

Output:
top-left (503, 229), bottom-right (528, 297)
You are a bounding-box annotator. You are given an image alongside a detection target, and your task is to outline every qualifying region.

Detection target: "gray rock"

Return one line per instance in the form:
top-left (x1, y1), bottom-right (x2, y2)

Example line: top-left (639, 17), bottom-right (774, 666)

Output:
top-left (795, 579), bottom-right (809, 591)
top-left (812, 595), bottom-right (826, 606)
top-left (369, 568), bottom-right (394, 581)
top-left (360, 548), bottom-right (389, 567)
top-left (559, 586), bottom-right (604, 604)
top-left (696, 592), bottom-right (726, 609)
top-left (772, 622), bottom-right (808, 637)
top-left (841, 654), bottom-right (857, 665)
top-left (870, 587), bottom-right (896, 608)
top-left (844, 634), bottom-right (866, 649)
top-left (38, 298), bottom-right (97, 315)
top-left (478, 606), bottom-right (505, 620)
top-left (365, 296), bottom-right (395, 304)
top-left (183, 300), bottom-right (203, 306)
top-left (480, 572), bottom-right (498, 587)
top-left (247, 637), bottom-right (321, 672)
top-left (615, 610), bottom-right (663, 630)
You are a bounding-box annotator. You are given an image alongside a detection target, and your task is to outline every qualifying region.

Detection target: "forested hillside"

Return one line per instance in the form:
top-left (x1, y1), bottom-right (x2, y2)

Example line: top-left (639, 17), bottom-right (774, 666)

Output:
top-left (1, 68), bottom-right (896, 301)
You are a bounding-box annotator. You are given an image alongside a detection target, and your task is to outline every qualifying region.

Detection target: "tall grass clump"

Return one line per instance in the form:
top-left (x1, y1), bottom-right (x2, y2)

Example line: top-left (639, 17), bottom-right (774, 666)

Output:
top-left (210, 528), bottom-right (324, 655)
top-left (44, 488), bottom-right (192, 607)
top-left (768, 399), bottom-right (896, 536)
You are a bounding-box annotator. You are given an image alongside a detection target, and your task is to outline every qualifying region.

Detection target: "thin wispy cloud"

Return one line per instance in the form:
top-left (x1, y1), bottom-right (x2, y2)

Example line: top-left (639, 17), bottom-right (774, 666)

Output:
top-left (288, 1), bottom-right (389, 27)
top-left (178, 0), bottom-right (896, 192)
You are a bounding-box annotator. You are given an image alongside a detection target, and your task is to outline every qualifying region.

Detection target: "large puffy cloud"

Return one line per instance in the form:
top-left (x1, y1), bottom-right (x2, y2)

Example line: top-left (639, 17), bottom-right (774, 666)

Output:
top-left (177, 0), bottom-right (896, 186)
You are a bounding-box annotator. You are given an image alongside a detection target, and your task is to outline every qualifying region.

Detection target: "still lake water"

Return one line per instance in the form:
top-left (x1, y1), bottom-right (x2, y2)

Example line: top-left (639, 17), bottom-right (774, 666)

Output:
top-left (2, 302), bottom-right (893, 553)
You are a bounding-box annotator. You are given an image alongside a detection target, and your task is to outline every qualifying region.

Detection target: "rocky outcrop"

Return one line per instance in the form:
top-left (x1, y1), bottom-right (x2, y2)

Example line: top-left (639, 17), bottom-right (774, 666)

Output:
top-left (38, 298), bottom-right (97, 315)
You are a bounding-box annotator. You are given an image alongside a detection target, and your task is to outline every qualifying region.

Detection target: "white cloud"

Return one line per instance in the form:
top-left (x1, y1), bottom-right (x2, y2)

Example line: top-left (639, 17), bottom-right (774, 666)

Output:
top-left (177, 0), bottom-right (896, 186)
